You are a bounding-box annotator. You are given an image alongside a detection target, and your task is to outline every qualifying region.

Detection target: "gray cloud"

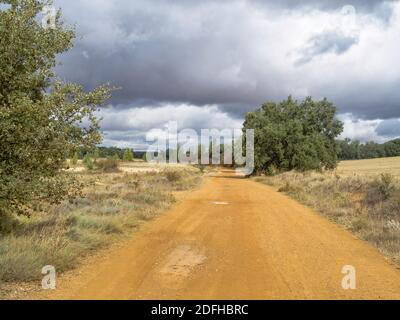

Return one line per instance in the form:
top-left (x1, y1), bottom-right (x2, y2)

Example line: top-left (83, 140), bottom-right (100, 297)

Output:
top-left (50, 0), bottom-right (400, 145)
top-left (376, 119), bottom-right (400, 137)
top-left (262, 0), bottom-right (390, 11)
top-left (296, 31), bottom-right (359, 65)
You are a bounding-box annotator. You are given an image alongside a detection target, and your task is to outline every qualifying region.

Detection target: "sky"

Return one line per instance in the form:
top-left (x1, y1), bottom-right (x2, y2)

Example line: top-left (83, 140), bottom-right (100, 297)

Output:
top-left (52, 0), bottom-right (400, 149)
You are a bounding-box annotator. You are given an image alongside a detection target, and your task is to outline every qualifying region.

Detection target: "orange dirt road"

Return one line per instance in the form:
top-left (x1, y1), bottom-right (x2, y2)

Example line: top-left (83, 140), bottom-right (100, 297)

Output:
top-left (42, 169), bottom-right (400, 300)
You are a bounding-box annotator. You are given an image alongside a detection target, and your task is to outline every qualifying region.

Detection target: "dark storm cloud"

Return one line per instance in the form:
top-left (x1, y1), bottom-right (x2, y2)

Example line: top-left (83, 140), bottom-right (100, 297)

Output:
top-left (52, 0), bottom-right (400, 139)
top-left (296, 31), bottom-right (359, 65)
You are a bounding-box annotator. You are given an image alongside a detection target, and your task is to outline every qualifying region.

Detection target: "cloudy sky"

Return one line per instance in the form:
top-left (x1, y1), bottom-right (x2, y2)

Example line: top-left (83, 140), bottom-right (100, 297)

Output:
top-left (53, 0), bottom-right (400, 149)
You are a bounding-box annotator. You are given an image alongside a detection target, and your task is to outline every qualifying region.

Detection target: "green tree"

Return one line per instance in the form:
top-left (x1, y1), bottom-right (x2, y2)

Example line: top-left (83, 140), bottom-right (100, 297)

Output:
top-left (243, 96), bottom-right (343, 174)
top-left (123, 148), bottom-right (134, 162)
top-left (384, 139), bottom-right (400, 157)
top-left (337, 139), bottom-right (361, 160)
top-left (0, 0), bottom-right (111, 221)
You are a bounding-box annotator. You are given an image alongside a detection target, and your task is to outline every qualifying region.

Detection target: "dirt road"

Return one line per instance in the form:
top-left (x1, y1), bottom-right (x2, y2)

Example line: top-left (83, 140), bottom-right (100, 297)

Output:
top-left (42, 169), bottom-right (400, 299)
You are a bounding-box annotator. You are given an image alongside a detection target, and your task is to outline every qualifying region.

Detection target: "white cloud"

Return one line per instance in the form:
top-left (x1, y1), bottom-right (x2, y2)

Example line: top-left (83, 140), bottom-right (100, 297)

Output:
top-left (338, 113), bottom-right (384, 142)
top-left (100, 103), bottom-right (243, 149)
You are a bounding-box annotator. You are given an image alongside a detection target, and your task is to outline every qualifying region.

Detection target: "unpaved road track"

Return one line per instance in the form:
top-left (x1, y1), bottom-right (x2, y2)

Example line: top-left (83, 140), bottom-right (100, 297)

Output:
top-left (40, 169), bottom-right (400, 299)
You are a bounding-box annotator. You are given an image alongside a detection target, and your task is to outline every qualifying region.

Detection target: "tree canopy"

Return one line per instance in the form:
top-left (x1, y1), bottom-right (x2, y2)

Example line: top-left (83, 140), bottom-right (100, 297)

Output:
top-left (337, 138), bottom-right (400, 160)
top-left (0, 0), bottom-right (110, 221)
top-left (243, 96), bottom-right (343, 174)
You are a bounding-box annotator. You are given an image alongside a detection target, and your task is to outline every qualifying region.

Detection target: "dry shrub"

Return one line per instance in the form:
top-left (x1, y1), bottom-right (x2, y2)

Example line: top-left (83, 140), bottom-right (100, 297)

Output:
top-left (164, 169), bottom-right (182, 182)
top-left (96, 158), bottom-right (120, 173)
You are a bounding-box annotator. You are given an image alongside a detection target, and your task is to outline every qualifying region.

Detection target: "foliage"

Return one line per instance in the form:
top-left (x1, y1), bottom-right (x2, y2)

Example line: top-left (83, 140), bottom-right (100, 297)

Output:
top-left (82, 155), bottom-right (94, 171)
top-left (123, 149), bottom-right (134, 162)
top-left (337, 138), bottom-right (400, 160)
top-left (374, 173), bottom-right (395, 201)
top-left (0, 0), bottom-right (111, 219)
top-left (243, 96), bottom-right (343, 173)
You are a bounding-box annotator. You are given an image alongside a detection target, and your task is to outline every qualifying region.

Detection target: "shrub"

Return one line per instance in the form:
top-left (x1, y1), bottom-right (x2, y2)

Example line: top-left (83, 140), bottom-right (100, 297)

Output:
top-left (266, 165), bottom-right (278, 176)
top-left (366, 173), bottom-right (395, 204)
top-left (377, 173), bottom-right (395, 200)
top-left (278, 182), bottom-right (302, 195)
top-left (164, 170), bottom-right (182, 182)
top-left (71, 152), bottom-right (79, 166)
top-left (351, 216), bottom-right (369, 232)
top-left (123, 149), bottom-right (134, 162)
top-left (83, 155), bottom-right (94, 171)
top-left (96, 158), bottom-right (120, 173)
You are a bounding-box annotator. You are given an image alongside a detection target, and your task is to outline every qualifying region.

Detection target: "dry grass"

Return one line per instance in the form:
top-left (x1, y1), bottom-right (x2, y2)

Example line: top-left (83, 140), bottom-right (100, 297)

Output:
top-left (0, 166), bottom-right (202, 296)
top-left (337, 156), bottom-right (400, 177)
top-left (254, 157), bottom-right (400, 263)
top-left (68, 159), bottom-right (193, 174)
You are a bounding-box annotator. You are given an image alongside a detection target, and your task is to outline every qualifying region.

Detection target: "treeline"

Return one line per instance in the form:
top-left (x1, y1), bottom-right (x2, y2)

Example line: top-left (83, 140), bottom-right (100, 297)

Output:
top-left (337, 138), bottom-right (400, 160)
top-left (78, 139), bottom-right (400, 164)
top-left (76, 147), bottom-right (146, 160)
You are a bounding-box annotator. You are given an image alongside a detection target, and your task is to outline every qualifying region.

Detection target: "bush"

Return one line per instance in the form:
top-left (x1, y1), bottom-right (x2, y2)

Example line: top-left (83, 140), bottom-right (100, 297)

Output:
top-left (366, 173), bottom-right (395, 204)
top-left (83, 155), bottom-right (94, 171)
top-left (377, 173), bottom-right (395, 200)
top-left (278, 182), bottom-right (302, 195)
top-left (164, 170), bottom-right (182, 182)
top-left (71, 152), bottom-right (79, 165)
top-left (123, 149), bottom-right (134, 162)
top-left (96, 158), bottom-right (120, 173)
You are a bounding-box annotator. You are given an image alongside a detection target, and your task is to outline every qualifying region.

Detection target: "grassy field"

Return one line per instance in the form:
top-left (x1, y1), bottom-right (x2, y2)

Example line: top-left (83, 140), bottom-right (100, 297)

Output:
top-left (337, 157), bottom-right (400, 177)
top-left (254, 156), bottom-right (400, 263)
top-left (0, 163), bottom-right (202, 298)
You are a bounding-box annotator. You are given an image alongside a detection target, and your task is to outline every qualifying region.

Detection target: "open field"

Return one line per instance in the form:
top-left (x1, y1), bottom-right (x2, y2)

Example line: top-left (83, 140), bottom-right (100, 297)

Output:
top-left (67, 160), bottom-right (190, 174)
top-left (0, 165), bottom-right (202, 299)
top-left (254, 156), bottom-right (400, 264)
top-left (337, 157), bottom-right (400, 177)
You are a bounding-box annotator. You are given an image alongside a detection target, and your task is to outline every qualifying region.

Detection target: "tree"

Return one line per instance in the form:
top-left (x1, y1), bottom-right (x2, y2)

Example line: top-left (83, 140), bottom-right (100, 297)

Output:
top-left (337, 139), bottom-right (361, 160)
top-left (123, 148), bottom-right (134, 162)
top-left (243, 96), bottom-right (343, 174)
top-left (337, 138), bottom-right (400, 160)
top-left (384, 139), bottom-right (400, 157)
top-left (0, 0), bottom-right (111, 222)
